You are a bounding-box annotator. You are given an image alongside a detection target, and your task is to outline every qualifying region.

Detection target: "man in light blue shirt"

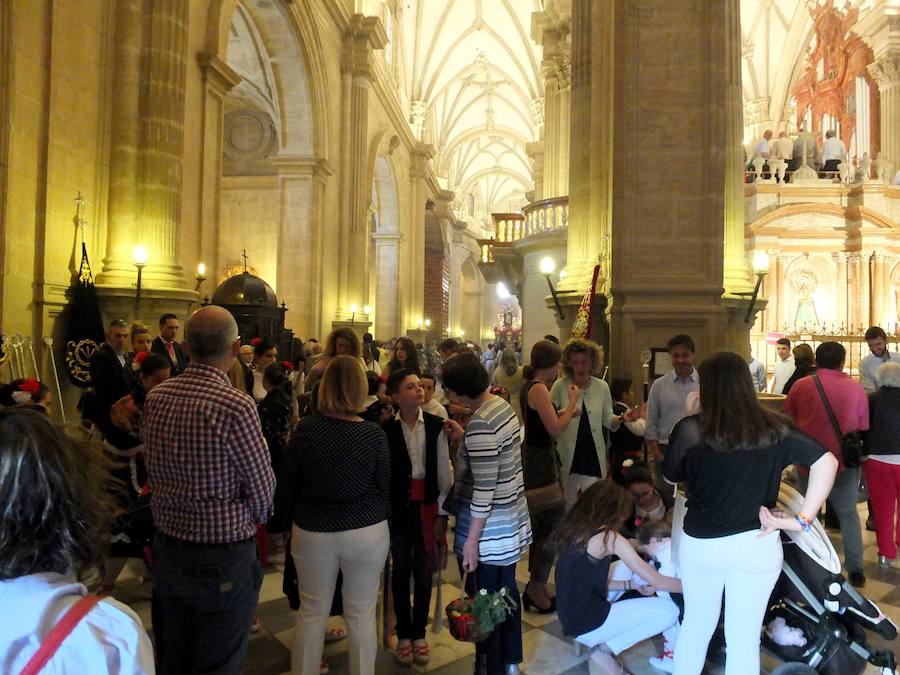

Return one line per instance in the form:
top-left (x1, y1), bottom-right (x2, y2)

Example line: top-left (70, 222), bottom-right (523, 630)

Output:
top-left (645, 334), bottom-right (699, 493)
top-left (748, 347), bottom-right (767, 392)
top-left (860, 326), bottom-right (900, 394)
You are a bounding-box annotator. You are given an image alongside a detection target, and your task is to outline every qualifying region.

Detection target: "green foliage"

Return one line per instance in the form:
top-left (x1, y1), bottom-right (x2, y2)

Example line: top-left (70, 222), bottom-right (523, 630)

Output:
top-left (462, 586), bottom-right (517, 633)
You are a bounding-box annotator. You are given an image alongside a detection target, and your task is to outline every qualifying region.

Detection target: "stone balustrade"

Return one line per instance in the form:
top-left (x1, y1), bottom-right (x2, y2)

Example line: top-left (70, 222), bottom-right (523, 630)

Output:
top-left (522, 196), bottom-right (569, 237)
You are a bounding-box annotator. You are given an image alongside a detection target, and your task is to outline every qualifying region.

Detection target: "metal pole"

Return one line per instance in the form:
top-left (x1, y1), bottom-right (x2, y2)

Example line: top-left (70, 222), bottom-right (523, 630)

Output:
top-left (27, 338), bottom-right (40, 380)
top-left (43, 336), bottom-right (67, 425)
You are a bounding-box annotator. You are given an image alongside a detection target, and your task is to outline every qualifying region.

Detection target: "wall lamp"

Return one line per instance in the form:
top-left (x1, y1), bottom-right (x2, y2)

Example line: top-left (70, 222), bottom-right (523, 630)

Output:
top-left (195, 262), bottom-right (207, 291)
top-left (539, 256), bottom-right (565, 320)
top-left (350, 303), bottom-right (359, 326)
top-left (133, 245), bottom-right (148, 314)
top-left (744, 251), bottom-right (770, 323)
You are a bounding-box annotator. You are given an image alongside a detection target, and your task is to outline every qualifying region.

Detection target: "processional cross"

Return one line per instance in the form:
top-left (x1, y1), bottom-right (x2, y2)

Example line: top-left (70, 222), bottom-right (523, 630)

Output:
top-left (241, 249), bottom-right (249, 272)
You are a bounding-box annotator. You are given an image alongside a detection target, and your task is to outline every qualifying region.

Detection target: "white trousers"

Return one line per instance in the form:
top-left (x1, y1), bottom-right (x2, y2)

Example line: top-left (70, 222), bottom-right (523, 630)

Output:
top-left (290, 521), bottom-right (390, 675)
top-left (673, 529), bottom-right (782, 675)
top-left (606, 560), bottom-right (680, 648)
top-left (575, 597), bottom-right (679, 655)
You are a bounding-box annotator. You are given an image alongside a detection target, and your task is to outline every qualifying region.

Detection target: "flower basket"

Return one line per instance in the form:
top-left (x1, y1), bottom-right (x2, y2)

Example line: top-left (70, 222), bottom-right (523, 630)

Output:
top-left (445, 571), bottom-right (516, 644)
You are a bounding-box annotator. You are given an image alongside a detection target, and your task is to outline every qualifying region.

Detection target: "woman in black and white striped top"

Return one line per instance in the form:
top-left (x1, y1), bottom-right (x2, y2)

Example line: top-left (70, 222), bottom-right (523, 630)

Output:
top-left (443, 351), bottom-right (532, 675)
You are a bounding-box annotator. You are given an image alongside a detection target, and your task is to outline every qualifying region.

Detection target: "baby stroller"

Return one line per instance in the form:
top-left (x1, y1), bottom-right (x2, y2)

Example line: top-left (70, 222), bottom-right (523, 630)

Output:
top-left (760, 483), bottom-right (897, 674)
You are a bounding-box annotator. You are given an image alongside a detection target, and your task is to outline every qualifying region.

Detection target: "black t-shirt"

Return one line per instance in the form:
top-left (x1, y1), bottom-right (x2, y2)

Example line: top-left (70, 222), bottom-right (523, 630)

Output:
top-left (662, 416), bottom-right (826, 538)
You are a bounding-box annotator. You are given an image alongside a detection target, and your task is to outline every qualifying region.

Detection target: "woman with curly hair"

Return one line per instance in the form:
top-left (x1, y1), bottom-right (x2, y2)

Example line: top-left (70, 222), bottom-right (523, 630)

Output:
top-left (550, 338), bottom-right (627, 507)
top-left (0, 408), bottom-right (154, 672)
top-left (307, 327), bottom-right (362, 391)
top-left (553, 480), bottom-right (681, 675)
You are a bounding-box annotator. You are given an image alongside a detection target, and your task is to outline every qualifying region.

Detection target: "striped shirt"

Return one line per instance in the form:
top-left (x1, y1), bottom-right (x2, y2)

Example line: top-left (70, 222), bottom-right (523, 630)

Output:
top-left (144, 362), bottom-right (275, 543)
top-left (456, 396), bottom-right (532, 565)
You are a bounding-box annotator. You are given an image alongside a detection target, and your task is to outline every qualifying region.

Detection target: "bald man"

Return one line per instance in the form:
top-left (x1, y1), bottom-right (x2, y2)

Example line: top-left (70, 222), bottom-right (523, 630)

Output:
top-left (144, 305), bottom-right (275, 674)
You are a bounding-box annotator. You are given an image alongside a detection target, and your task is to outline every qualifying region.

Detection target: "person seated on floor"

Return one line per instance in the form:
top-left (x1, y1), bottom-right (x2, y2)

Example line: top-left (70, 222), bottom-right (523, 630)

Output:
top-left (0, 407), bottom-right (154, 673)
top-left (607, 519), bottom-right (683, 673)
top-left (553, 479), bottom-right (681, 675)
top-left (619, 463), bottom-right (673, 540)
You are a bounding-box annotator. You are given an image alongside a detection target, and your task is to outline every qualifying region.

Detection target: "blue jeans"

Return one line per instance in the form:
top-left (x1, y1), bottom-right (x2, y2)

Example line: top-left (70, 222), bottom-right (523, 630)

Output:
top-left (152, 534), bottom-right (262, 674)
top-left (458, 558), bottom-right (523, 674)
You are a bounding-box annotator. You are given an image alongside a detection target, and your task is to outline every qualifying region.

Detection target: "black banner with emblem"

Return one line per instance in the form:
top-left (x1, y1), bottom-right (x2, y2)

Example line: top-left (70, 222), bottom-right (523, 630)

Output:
top-left (64, 242), bottom-right (105, 387)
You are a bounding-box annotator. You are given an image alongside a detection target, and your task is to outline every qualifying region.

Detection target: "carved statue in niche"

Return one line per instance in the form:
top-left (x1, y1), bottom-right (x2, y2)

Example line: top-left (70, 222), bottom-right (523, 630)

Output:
top-left (789, 268), bottom-right (821, 328)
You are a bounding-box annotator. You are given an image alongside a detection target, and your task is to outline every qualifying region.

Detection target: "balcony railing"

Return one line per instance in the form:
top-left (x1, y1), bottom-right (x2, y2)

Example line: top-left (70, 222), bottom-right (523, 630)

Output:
top-left (522, 196), bottom-right (568, 238)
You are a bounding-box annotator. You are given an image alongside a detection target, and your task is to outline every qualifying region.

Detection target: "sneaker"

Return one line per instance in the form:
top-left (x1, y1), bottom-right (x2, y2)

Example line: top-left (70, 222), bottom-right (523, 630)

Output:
top-left (319, 659), bottom-right (330, 675)
top-left (849, 571), bottom-right (866, 588)
top-left (413, 640), bottom-right (430, 665)
top-left (649, 655), bottom-right (675, 672)
top-left (879, 555), bottom-right (898, 569)
top-left (395, 641), bottom-right (413, 666)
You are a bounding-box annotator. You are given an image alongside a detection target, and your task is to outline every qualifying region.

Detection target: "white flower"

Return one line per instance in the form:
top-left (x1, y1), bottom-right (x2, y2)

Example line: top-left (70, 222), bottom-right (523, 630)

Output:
top-left (499, 588), bottom-right (507, 596)
top-left (11, 391), bottom-right (31, 404)
top-left (479, 589), bottom-right (487, 596)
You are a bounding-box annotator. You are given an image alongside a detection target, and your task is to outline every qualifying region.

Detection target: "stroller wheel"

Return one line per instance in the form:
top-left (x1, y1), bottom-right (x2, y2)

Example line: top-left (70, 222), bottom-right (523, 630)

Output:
top-left (770, 664), bottom-right (818, 675)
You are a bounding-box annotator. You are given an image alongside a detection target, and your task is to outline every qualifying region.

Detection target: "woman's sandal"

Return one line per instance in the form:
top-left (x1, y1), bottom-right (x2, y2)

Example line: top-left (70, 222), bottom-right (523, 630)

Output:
top-left (413, 640), bottom-right (430, 665)
top-left (395, 641), bottom-right (414, 666)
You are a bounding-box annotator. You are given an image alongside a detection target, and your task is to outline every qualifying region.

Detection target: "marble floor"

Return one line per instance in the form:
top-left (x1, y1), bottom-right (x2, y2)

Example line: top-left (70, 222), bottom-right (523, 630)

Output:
top-left (112, 503), bottom-right (899, 675)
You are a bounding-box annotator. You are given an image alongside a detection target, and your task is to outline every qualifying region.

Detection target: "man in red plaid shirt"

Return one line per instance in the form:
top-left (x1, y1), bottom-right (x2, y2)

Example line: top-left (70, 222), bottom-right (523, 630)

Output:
top-left (144, 305), bottom-right (275, 674)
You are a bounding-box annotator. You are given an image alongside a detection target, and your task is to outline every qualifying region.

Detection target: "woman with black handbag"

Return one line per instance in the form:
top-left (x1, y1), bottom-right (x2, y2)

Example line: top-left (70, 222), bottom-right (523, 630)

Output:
top-left (519, 339), bottom-right (580, 613)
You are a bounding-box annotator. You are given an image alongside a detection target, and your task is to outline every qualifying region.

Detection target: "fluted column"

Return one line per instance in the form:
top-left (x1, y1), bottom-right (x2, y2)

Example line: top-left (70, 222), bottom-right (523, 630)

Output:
top-left (533, 13), bottom-right (570, 201)
top-left (848, 253), bottom-right (862, 331)
top-left (871, 251), bottom-right (886, 326)
top-left (870, 53), bottom-right (900, 168)
top-left (561, 0), bottom-right (612, 294)
top-left (100, 0), bottom-right (143, 285)
top-left (338, 15), bottom-right (386, 318)
top-left (723, 0), bottom-right (754, 295)
top-left (405, 145), bottom-right (432, 332)
top-left (835, 252), bottom-right (849, 331)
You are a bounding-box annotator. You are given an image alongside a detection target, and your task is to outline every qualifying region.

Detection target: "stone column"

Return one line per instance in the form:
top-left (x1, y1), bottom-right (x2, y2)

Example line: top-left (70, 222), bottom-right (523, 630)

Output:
top-left (405, 144), bottom-right (432, 332)
top-left (447, 219), bottom-right (469, 336)
top-left (272, 157), bottom-right (334, 338)
top-left (847, 253), bottom-right (862, 331)
top-left (338, 15), bottom-right (386, 320)
top-left (137, 0), bottom-right (189, 288)
top-left (195, 53), bottom-right (241, 299)
top-left (871, 251), bottom-right (886, 326)
top-left (835, 252), bottom-right (849, 331)
top-left (609, 0), bottom-right (739, 383)
top-left (533, 11), bottom-right (571, 200)
top-left (723, 0), bottom-right (754, 295)
top-left (869, 52), bottom-right (900, 168)
top-left (560, 0), bottom-right (612, 296)
top-left (100, 0), bottom-right (143, 286)
top-left (371, 232), bottom-right (402, 339)
top-left (765, 249), bottom-right (781, 332)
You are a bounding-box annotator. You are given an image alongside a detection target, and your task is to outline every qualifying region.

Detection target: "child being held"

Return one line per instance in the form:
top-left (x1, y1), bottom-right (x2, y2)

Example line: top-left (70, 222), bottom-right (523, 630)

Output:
top-left (607, 519), bottom-right (682, 673)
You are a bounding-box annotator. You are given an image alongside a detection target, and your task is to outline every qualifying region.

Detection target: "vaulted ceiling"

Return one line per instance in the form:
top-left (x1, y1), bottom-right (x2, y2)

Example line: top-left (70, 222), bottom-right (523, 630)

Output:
top-left (396, 0), bottom-right (544, 216)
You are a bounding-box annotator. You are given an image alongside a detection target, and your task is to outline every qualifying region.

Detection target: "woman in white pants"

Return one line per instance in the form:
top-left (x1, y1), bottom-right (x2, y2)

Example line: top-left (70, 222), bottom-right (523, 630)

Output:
top-left (663, 352), bottom-right (838, 675)
top-left (282, 356), bottom-right (391, 675)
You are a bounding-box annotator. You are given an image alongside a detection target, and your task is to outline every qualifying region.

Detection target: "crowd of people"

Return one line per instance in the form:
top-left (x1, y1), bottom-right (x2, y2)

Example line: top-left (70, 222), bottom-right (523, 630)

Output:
top-left (1, 306), bottom-right (898, 675)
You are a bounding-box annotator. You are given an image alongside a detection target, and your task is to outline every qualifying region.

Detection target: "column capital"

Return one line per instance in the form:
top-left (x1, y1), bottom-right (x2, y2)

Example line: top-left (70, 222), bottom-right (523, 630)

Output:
top-left (868, 54), bottom-right (900, 89)
top-left (271, 155), bottom-right (335, 180)
top-left (196, 53), bottom-right (241, 92)
top-left (341, 14), bottom-right (388, 78)
top-left (409, 143), bottom-right (435, 179)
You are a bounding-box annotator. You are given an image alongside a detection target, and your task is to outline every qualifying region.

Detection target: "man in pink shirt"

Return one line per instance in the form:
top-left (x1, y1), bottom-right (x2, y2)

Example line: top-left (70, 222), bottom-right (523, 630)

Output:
top-left (784, 341), bottom-right (869, 587)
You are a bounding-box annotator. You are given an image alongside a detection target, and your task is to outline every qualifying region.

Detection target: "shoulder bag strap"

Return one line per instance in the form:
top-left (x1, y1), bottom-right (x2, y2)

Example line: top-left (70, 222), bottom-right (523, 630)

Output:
top-left (812, 374), bottom-right (844, 443)
top-left (19, 595), bottom-right (102, 675)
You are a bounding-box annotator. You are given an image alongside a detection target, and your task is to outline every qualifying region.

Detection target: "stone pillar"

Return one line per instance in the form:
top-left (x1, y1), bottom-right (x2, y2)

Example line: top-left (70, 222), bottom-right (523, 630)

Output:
top-left (447, 220), bottom-right (469, 336)
top-left (405, 144), bottom-right (432, 332)
top-left (195, 53), bottom-right (241, 300)
top-left (561, 0), bottom-right (612, 296)
top-left (609, 0), bottom-right (739, 383)
top-left (533, 11), bottom-right (571, 200)
top-left (871, 251), bottom-right (886, 326)
top-left (137, 0), bottom-right (189, 288)
top-left (100, 0), bottom-right (142, 286)
top-left (848, 253), bottom-right (862, 331)
top-left (526, 141), bottom-right (545, 200)
top-left (835, 252), bottom-right (849, 331)
top-left (723, 0), bottom-right (754, 296)
top-left (338, 15), bottom-right (386, 320)
top-left (869, 52), bottom-right (900, 168)
top-left (272, 157), bottom-right (334, 338)
top-left (766, 249), bottom-right (781, 332)
top-left (371, 232), bottom-right (402, 339)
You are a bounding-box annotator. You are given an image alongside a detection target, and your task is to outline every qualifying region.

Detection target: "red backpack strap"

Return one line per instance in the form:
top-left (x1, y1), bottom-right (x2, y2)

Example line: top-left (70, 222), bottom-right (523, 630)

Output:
top-left (19, 595), bottom-right (102, 675)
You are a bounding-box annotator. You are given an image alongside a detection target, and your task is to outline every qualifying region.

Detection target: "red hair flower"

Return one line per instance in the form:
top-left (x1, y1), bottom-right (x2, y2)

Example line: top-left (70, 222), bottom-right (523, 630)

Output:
top-left (251, 337), bottom-right (262, 346)
top-left (282, 361), bottom-right (294, 371)
top-left (19, 379), bottom-right (40, 395)
top-left (132, 351), bottom-right (150, 371)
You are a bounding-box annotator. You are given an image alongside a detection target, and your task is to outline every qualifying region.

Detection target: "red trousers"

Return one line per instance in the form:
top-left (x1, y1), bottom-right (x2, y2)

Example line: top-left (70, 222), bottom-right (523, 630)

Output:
top-left (864, 459), bottom-right (900, 560)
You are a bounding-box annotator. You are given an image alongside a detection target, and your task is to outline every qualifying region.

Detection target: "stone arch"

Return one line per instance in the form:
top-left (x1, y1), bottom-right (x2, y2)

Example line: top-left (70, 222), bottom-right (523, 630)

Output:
top-left (206, 0), bottom-right (331, 162)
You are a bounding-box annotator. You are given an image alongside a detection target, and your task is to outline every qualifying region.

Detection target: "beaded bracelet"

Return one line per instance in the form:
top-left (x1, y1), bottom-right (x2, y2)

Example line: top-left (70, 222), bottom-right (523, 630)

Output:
top-left (794, 514), bottom-right (813, 533)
